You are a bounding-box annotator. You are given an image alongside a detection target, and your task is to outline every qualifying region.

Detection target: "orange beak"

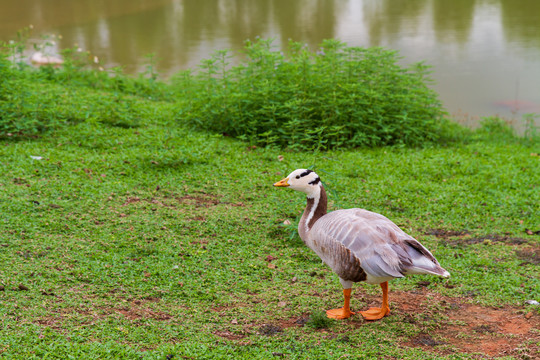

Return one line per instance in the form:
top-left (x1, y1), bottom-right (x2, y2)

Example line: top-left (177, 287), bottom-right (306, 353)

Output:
top-left (273, 178), bottom-right (290, 187)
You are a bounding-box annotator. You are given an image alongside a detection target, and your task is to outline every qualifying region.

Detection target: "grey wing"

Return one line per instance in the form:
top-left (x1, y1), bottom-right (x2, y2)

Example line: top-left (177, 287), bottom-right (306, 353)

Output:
top-left (309, 209), bottom-right (407, 281)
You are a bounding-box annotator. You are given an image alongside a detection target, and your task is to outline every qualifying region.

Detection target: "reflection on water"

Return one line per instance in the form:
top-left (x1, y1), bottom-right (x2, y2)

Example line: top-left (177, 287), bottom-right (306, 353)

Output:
top-left (1, 0), bottom-right (539, 129)
top-left (502, 1), bottom-right (540, 50)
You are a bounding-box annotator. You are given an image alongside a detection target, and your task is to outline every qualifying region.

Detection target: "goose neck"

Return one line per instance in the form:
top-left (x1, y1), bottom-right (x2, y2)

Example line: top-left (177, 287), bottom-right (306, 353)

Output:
top-left (299, 185), bottom-right (327, 238)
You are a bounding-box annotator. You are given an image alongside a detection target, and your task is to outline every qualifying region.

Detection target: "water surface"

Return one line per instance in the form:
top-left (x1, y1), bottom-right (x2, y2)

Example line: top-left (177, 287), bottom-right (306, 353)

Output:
top-left (2, 0), bottom-right (539, 130)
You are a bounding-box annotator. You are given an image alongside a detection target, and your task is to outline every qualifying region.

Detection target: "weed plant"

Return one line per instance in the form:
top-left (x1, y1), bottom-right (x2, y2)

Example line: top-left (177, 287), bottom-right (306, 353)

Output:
top-left (306, 311), bottom-right (334, 329)
top-left (174, 39), bottom-right (448, 149)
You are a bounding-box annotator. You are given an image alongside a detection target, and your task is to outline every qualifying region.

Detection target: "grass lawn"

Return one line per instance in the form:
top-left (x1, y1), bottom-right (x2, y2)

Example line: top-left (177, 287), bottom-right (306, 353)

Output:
top-left (1, 119), bottom-right (539, 359)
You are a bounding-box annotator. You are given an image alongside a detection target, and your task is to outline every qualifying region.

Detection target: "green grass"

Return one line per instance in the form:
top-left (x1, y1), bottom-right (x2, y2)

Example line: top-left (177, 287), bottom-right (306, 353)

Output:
top-left (0, 34), bottom-right (539, 359)
top-left (0, 120), bottom-right (538, 359)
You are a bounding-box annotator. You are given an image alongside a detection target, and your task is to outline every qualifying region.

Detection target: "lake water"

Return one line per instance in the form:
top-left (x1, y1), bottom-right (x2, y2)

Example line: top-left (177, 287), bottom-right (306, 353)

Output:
top-left (2, 0), bottom-right (539, 131)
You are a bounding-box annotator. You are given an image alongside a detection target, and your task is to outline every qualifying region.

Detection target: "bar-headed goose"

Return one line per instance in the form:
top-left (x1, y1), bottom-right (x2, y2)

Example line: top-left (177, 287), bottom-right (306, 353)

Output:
top-left (274, 169), bottom-right (449, 320)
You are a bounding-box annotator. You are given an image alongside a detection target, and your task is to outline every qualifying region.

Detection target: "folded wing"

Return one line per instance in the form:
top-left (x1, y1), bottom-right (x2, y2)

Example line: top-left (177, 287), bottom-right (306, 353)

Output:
top-left (308, 209), bottom-right (449, 283)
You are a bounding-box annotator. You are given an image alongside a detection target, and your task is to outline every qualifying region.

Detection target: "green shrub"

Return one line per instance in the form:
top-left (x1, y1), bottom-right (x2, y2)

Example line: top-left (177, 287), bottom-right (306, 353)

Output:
top-left (174, 39), bottom-right (447, 150)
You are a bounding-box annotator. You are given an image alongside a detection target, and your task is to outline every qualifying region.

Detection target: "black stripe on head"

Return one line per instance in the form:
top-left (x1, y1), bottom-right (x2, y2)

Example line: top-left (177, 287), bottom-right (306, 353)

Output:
top-left (308, 177), bottom-right (320, 185)
top-left (299, 169), bottom-right (313, 178)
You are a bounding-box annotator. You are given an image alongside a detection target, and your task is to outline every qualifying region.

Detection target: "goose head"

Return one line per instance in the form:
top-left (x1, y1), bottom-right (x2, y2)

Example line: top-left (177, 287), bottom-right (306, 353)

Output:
top-left (274, 169), bottom-right (321, 198)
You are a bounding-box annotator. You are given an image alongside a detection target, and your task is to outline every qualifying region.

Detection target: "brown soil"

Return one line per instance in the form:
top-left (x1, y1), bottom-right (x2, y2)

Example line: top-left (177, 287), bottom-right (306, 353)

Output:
top-left (267, 289), bottom-right (540, 359)
top-left (425, 228), bottom-right (531, 247)
top-left (176, 194), bottom-right (220, 207)
top-left (115, 306), bottom-right (172, 321)
top-left (392, 290), bottom-right (539, 358)
top-left (33, 289), bottom-right (539, 358)
top-left (516, 246), bottom-right (540, 265)
top-left (122, 192), bottom-right (222, 208)
top-left (213, 330), bottom-right (246, 340)
top-left (210, 282), bottom-right (538, 358)
top-left (34, 297), bottom-right (173, 329)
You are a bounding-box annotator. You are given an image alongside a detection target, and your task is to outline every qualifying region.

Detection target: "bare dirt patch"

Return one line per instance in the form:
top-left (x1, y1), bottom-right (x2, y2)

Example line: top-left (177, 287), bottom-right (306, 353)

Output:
top-left (33, 298), bottom-right (173, 329)
top-left (425, 229), bottom-right (530, 246)
top-left (176, 193), bottom-right (220, 207)
top-left (236, 289), bottom-right (539, 358)
top-left (115, 306), bottom-right (172, 321)
top-left (425, 229), bottom-right (471, 238)
top-left (122, 192), bottom-right (222, 209)
top-left (214, 330), bottom-right (247, 340)
top-left (188, 215), bottom-right (206, 222)
top-left (258, 324), bottom-right (284, 336)
top-left (515, 246), bottom-right (540, 265)
top-left (123, 196), bottom-right (143, 206)
top-left (388, 290), bottom-right (540, 359)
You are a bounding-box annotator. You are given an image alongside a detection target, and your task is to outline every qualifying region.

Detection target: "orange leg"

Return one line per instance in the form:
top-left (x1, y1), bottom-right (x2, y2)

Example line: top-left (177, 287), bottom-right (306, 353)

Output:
top-left (359, 281), bottom-right (391, 320)
top-left (326, 288), bottom-right (355, 319)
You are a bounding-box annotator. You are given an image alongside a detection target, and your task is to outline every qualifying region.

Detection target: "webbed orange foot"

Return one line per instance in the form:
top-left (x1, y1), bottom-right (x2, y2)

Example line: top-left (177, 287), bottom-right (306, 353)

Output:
top-left (359, 306), bottom-right (390, 320)
top-left (359, 281), bottom-right (391, 321)
top-left (326, 307), bottom-right (355, 319)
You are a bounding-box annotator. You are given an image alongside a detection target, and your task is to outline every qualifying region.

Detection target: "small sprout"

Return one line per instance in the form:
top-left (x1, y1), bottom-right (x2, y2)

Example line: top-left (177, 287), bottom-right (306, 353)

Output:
top-left (306, 311), bottom-right (333, 329)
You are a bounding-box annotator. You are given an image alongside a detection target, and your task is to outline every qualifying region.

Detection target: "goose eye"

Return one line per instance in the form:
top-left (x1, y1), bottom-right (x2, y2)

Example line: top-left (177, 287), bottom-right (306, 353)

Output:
top-left (296, 175), bottom-right (300, 179)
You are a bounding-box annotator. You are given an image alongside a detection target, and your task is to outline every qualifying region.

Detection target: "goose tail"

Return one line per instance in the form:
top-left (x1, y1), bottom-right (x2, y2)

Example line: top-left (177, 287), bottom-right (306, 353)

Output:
top-left (408, 264), bottom-right (450, 278)
top-left (399, 239), bottom-right (450, 278)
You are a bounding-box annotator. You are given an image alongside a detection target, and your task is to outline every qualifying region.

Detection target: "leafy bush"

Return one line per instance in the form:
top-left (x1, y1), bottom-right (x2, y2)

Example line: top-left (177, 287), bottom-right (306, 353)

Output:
top-left (174, 39), bottom-right (447, 150)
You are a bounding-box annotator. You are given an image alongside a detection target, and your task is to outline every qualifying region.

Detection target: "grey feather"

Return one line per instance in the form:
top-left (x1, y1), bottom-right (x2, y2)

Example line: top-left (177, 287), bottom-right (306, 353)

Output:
top-left (306, 208), bottom-right (449, 283)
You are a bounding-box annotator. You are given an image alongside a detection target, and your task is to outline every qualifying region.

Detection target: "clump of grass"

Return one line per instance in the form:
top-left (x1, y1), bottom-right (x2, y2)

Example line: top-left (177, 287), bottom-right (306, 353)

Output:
top-left (174, 38), bottom-right (448, 150)
top-left (477, 116), bottom-right (515, 137)
top-left (471, 116), bottom-right (535, 145)
top-left (522, 112), bottom-right (539, 142)
top-left (0, 35), bottom-right (172, 137)
top-left (306, 311), bottom-right (334, 329)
